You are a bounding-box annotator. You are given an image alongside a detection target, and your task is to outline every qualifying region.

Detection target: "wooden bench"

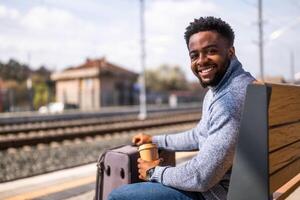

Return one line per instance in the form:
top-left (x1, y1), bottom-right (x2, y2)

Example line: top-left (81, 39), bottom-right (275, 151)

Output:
top-left (228, 83), bottom-right (300, 200)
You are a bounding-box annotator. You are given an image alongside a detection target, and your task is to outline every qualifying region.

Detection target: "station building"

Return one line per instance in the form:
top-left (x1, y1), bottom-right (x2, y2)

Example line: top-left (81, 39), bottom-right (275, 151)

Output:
top-left (51, 57), bottom-right (138, 110)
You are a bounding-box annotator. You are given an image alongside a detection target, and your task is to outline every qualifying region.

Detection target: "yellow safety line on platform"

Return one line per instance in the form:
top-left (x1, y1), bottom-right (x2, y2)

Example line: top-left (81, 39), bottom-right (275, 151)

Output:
top-left (4, 152), bottom-right (197, 200)
top-left (5, 176), bottom-right (96, 200)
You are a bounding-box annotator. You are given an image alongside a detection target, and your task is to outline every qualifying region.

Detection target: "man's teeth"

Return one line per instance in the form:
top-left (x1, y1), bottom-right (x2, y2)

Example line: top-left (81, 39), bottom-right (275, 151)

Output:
top-left (201, 67), bottom-right (213, 73)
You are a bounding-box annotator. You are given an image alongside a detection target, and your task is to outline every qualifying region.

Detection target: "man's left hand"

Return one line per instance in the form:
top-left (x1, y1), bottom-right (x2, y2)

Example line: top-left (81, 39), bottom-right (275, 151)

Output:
top-left (137, 158), bottom-right (161, 180)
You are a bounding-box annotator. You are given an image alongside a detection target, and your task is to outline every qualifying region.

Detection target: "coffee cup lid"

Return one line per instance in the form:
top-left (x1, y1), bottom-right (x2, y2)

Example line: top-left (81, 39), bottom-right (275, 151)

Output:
top-left (138, 143), bottom-right (157, 151)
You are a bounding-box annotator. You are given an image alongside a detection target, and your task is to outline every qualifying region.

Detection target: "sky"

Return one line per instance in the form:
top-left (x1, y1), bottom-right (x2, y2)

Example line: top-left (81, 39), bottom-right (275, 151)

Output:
top-left (0, 0), bottom-right (299, 81)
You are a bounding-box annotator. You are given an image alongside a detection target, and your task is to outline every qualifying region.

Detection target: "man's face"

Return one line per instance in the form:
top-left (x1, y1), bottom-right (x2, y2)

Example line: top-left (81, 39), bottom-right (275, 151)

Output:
top-left (188, 31), bottom-right (234, 88)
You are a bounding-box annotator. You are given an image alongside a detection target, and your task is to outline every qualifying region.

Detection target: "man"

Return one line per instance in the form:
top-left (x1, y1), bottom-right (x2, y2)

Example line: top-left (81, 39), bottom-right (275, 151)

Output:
top-left (108, 16), bottom-right (255, 200)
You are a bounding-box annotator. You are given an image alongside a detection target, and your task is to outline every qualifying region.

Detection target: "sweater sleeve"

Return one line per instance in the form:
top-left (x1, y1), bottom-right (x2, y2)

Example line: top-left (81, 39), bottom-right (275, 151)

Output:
top-left (150, 93), bottom-right (241, 192)
top-left (152, 120), bottom-right (206, 151)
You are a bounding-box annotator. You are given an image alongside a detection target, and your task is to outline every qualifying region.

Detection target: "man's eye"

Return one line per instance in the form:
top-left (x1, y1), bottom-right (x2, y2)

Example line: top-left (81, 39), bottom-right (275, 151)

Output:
top-left (207, 49), bottom-right (217, 54)
top-left (190, 54), bottom-right (197, 60)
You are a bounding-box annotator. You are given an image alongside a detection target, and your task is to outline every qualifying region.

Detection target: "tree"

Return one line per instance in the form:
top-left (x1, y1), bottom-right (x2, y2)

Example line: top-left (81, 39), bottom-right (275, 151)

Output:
top-left (145, 65), bottom-right (188, 92)
top-left (0, 59), bottom-right (54, 111)
top-left (33, 82), bottom-right (49, 110)
top-left (0, 59), bottom-right (31, 82)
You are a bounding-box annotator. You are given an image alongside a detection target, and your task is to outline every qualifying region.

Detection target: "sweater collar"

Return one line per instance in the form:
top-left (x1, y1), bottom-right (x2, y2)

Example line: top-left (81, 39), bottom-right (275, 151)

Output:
top-left (209, 56), bottom-right (241, 93)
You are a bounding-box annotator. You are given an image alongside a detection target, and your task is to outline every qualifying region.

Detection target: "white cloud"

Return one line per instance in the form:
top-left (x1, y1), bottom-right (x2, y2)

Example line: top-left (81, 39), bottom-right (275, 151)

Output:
top-left (146, 0), bottom-right (218, 35)
top-left (142, 0), bottom-right (219, 77)
top-left (21, 6), bottom-right (73, 30)
top-left (0, 4), bottom-right (20, 19)
top-left (0, 1), bottom-right (299, 80)
top-left (1, 4), bottom-right (140, 71)
top-left (0, 5), bottom-right (105, 69)
top-left (0, 1), bottom-right (219, 75)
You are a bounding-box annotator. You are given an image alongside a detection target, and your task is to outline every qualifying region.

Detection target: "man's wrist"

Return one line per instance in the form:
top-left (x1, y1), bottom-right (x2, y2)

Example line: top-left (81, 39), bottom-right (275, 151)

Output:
top-left (146, 167), bottom-right (155, 181)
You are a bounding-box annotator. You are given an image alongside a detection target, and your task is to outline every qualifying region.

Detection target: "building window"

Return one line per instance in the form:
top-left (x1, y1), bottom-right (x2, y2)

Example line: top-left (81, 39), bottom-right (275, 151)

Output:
top-left (85, 78), bottom-right (93, 89)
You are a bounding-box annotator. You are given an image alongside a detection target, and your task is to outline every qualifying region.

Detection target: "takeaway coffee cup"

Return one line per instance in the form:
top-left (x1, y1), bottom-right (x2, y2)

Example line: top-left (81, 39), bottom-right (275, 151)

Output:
top-left (138, 143), bottom-right (159, 161)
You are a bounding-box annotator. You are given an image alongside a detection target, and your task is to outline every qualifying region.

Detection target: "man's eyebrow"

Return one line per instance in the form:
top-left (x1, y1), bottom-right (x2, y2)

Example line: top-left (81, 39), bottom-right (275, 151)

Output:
top-left (202, 44), bottom-right (218, 49)
top-left (189, 44), bottom-right (218, 54)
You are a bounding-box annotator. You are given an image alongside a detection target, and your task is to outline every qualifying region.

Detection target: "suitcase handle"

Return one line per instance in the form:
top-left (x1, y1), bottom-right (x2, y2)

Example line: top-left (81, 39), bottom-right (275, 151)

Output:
top-left (95, 144), bottom-right (131, 200)
top-left (95, 153), bottom-right (106, 200)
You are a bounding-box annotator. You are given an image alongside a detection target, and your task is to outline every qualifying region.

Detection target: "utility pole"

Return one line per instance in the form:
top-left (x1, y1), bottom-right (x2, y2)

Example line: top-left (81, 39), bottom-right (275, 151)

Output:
top-left (258, 0), bottom-right (264, 81)
top-left (138, 0), bottom-right (147, 120)
top-left (290, 50), bottom-right (295, 83)
top-left (27, 52), bottom-right (34, 111)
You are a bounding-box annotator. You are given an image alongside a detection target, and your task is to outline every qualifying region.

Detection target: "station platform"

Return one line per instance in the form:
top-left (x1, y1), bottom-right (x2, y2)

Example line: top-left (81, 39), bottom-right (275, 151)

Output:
top-left (0, 162), bottom-right (96, 200)
top-left (0, 152), bottom-right (299, 200)
top-left (0, 152), bottom-right (197, 200)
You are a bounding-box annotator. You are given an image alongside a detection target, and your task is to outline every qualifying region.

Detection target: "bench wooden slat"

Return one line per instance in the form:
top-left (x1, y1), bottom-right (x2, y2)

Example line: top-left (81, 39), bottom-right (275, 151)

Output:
top-left (268, 84), bottom-right (300, 126)
top-left (228, 83), bottom-right (300, 200)
top-left (273, 173), bottom-right (300, 200)
top-left (269, 158), bottom-right (300, 193)
top-left (269, 122), bottom-right (300, 152)
top-left (269, 140), bottom-right (300, 174)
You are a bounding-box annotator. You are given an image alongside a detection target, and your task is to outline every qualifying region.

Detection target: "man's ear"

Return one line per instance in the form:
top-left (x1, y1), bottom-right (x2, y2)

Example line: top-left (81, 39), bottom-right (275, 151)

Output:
top-left (228, 46), bottom-right (235, 59)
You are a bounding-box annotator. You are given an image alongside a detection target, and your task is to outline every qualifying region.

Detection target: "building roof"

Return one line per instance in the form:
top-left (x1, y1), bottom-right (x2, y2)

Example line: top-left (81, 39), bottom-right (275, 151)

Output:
top-left (51, 57), bottom-right (138, 80)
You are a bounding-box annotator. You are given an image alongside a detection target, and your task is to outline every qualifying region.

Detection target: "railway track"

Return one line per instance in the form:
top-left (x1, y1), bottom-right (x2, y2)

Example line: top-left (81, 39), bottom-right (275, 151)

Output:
top-left (0, 112), bottom-right (200, 150)
top-left (0, 109), bottom-right (199, 134)
top-left (0, 105), bottom-right (202, 182)
top-left (0, 121), bottom-right (197, 182)
top-left (0, 104), bottom-right (201, 125)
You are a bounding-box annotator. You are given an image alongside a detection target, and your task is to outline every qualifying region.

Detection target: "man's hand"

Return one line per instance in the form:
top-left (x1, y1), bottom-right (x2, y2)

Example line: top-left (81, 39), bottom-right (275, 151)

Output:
top-left (137, 158), bottom-right (161, 180)
top-left (132, 133), bottom-right (152, 146)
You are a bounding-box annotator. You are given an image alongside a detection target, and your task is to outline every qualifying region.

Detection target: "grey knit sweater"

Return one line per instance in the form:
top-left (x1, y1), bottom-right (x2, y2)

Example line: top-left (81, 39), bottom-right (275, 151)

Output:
top-left (150, 57), bottom-right (255, 199)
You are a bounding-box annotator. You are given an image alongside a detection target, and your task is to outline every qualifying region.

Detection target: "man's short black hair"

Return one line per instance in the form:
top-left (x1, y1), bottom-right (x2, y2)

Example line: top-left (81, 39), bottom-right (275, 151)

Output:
top-left (184, 16), bottom-right (235, 47)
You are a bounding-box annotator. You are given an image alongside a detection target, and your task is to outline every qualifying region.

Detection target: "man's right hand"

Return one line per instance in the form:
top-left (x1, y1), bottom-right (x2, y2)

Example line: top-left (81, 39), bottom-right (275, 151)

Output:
top-left (132, 133), bottom-right (152, 146)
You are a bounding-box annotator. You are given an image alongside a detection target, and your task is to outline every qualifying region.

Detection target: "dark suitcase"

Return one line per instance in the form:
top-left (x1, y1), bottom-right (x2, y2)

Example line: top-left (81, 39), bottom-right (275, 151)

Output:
top-left (95, 145), bottom-right (175, 200)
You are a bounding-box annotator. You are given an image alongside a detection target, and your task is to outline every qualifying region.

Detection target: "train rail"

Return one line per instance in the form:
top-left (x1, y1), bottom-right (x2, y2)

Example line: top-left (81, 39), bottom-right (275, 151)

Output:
top-left (0, 119), bottom-right (198, 182)
top-left (0, 109), bottom-right (199, 135)
top-left (0, 112), bottom-right (200, 150)
top-left (0, 104), bottom-right (201, 125)
top-left (0, 108), bottom-right (201, 182)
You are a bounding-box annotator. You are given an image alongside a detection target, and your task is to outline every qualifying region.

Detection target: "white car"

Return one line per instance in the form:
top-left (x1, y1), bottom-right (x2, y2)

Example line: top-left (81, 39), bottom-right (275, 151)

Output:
top-left (38, 102), bottom-right (77, 114)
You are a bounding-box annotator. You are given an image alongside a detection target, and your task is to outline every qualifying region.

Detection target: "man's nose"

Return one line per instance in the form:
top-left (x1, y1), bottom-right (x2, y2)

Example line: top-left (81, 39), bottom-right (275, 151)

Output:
top-left (196, 53), bottom-right (207, 66)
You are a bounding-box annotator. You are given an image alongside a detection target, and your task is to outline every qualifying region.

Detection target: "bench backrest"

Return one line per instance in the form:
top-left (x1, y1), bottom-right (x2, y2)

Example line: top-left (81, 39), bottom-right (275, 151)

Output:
top-left (227, 83), bottom-right (300, 200)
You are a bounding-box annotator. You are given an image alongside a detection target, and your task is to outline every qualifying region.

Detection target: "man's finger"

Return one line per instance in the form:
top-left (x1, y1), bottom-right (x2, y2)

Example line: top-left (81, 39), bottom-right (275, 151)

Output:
top-left (132, 137), bottom-right (138, 144)
top-left (138, 159), bottom-right (145, 165)
top-left (138, 169), bottom-right (143, 175)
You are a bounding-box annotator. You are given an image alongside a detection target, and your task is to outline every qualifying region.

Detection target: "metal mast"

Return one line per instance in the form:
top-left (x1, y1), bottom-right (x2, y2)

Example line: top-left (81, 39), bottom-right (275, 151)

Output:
top-left (138, 0), bottom-right (147, 120)
top-left (258, 0), bottom-right (264, 81)
top-left (290, 50), bottom-right (295, 83)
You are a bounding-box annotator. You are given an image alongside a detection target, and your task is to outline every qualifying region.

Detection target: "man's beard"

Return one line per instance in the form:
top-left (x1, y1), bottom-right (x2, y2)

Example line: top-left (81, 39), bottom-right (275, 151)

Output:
top-left (199, 59), bottom-right (230, 88)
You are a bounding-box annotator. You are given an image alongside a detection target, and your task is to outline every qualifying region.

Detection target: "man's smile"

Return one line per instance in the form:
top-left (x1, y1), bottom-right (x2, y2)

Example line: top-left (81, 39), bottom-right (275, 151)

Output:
top-left (197, 65), bottom-right (216, 78)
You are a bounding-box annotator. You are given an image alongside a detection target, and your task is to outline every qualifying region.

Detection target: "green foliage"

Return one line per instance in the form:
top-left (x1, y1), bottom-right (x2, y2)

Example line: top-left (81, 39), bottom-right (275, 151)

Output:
top-left (145, 65), bottom-right (188, 92)
top-left (0, 59), bottom-right (31, 82)
top-left (0, 59), bottom-right (54, 111)
top-left (33, 82), bottom-right (49, 109)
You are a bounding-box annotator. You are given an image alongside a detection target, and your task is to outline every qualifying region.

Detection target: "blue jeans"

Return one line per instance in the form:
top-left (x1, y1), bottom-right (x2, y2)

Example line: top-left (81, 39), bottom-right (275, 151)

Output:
top-left (108, 182), bottom-right (205, 200)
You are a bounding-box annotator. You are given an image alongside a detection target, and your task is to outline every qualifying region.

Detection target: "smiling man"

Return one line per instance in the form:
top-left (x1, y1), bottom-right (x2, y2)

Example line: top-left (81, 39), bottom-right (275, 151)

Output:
top-left (108, 16), bottom-right (255, 200)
